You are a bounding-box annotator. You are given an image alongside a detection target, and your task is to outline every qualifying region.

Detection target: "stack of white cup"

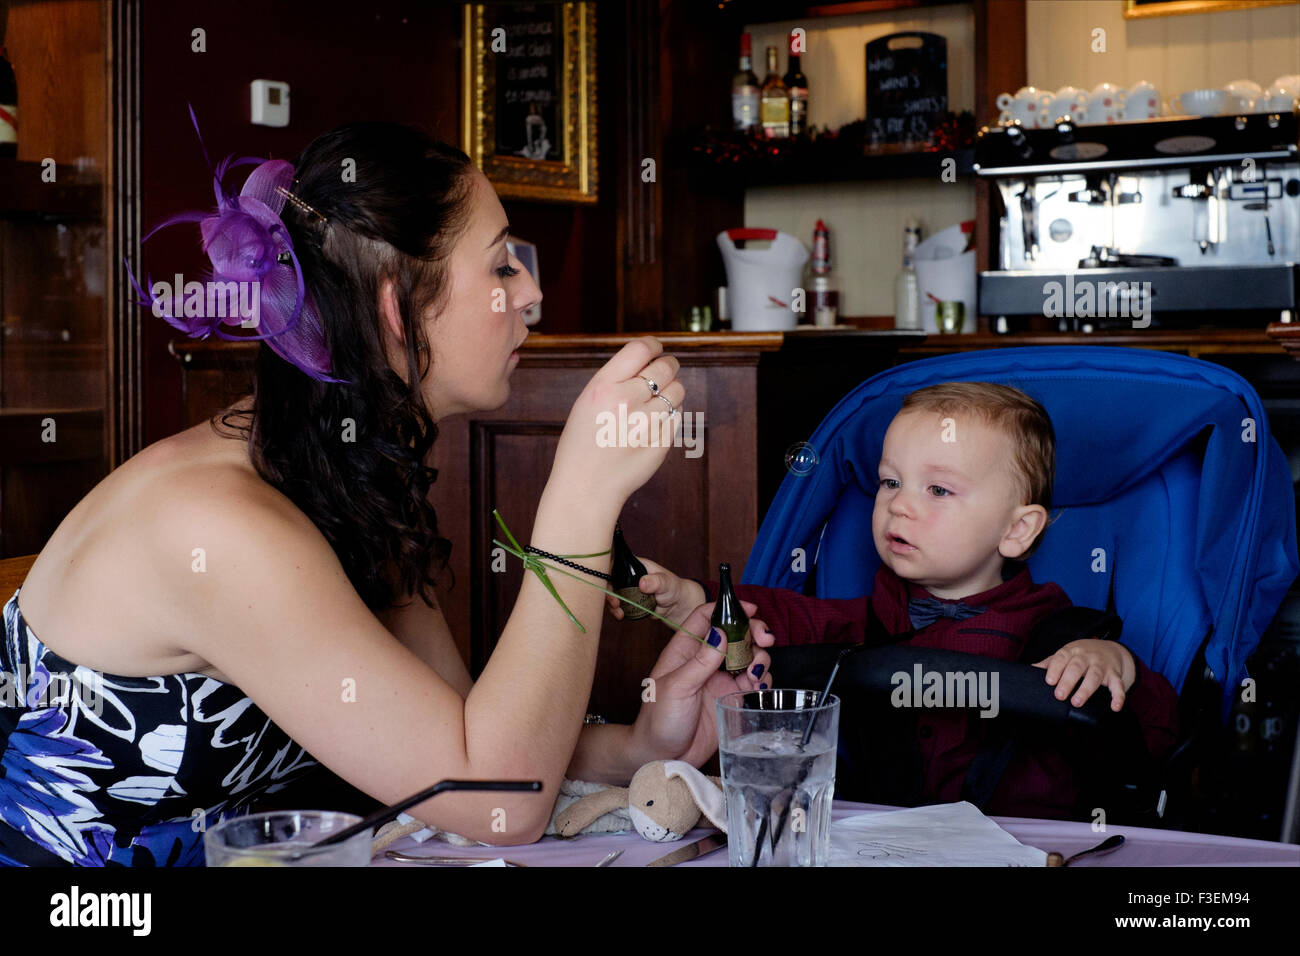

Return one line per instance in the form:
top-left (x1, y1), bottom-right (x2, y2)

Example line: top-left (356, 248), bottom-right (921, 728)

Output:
top-left (995, 75), bottom-right (1299, 127)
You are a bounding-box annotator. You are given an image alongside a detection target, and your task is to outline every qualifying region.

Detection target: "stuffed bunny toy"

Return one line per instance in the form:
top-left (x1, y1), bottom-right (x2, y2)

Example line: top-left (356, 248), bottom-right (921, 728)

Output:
top-left (371, 760), bottom-right (727, 853)
top-left (551, 760), bottom-right (727, 842)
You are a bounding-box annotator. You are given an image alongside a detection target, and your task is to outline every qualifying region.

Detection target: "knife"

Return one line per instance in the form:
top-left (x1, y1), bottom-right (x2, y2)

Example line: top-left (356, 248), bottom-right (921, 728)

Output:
top-left (645, 832), bottom-right (727, 867)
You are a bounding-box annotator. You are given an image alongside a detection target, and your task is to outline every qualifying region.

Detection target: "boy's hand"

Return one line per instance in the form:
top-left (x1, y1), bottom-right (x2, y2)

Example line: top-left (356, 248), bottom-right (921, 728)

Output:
top-left (604, 557), bottom-right (707, 628)
top-left (1033, 639), bottom-right (1136, 712)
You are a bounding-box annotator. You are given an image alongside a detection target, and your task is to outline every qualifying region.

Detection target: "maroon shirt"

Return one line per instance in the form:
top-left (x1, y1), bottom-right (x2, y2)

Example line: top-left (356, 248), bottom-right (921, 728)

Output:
top-left (702, 565), bottom-right (1180, 820)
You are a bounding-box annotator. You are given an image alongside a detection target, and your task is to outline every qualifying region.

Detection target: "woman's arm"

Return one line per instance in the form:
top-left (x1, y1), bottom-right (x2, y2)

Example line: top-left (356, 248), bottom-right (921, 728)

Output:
top-left (179, 339), bottom-right (681, 845)
top-left (565, 723), bottom-right (646, 784)
top-left (173, 480), bottom-right (617, 846)
top-left (379, 587), bottom-right (474, 698)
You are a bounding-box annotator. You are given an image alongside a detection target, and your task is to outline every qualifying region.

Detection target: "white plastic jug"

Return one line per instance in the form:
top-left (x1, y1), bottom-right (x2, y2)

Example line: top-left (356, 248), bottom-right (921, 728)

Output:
top-left (716, 228), bottom-right (809, 331)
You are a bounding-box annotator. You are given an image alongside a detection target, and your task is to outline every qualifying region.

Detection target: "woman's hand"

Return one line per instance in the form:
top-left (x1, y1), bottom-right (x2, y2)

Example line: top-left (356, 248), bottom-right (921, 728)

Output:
top-left (605, 556), bottom-right (707, 628)
top-left (547, 337), bottom-right (684, 512)
top-left (627, 600), bottom-right (776, 769)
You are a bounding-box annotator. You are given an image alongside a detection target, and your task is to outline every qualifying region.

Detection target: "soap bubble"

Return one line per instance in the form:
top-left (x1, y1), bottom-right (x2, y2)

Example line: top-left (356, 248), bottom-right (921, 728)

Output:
top-left (784, 442), bottom-right (819, 476)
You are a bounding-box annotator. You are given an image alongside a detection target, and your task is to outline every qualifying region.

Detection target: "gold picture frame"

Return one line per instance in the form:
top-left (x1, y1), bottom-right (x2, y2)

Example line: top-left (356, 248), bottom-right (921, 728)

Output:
top-left (1124, 0), bottom-right (1298, 18)
top-left (462, 2), bottom-right (598, 204)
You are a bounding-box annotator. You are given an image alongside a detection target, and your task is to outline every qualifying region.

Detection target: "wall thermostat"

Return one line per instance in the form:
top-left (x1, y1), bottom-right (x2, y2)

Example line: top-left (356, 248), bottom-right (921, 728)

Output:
top-left (251, 80), bottom-right (290, 127)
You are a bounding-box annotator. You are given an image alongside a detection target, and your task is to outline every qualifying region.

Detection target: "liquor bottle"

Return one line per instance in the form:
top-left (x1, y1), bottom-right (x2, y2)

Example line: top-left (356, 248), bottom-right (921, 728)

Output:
top-left (711, 563), bottom-right (753, 673)
top-left (610, 523), bottom-right (655, 621)
top-left (810, 219), bottom-right (839, 327)
top-left (0, 46), bottom-right (16, 160)
top-left (759, 46), bottom-right (789, 139)
top-left (784, 33), bottom-right (808, 136)
top-left (731, 34), bottom-right (760, 133)
top-left (894, 218), bottom-right (922, 330)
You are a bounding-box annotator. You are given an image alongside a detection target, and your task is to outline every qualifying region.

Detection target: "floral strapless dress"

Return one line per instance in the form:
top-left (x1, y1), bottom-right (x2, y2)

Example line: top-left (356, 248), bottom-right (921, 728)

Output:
top-left (0, 587), bottom-right (321, 866)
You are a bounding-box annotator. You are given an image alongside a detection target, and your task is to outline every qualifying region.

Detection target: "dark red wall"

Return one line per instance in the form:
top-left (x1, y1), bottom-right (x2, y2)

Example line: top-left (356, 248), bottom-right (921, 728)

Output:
top-left (140, 0), bottom-right (618, 446)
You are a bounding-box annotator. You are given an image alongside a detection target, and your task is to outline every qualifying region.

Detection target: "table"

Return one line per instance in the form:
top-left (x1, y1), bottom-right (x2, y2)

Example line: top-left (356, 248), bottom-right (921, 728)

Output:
top-left (370, 800), bottom-right (1300, 867)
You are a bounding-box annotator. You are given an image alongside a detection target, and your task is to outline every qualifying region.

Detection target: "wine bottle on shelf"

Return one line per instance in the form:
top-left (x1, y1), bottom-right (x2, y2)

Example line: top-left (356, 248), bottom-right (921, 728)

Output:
top-left (610, 523), bottom-right (655, 621)
top-left (0, 45), bottom-right (16, 159)
top-left (784, 32), bottom-right (808, 136)
top-left (810, 218), bottom-right (839, 327)
top-left (731, 33), bottom-right (760, 133)
top-left (894, 218), bottom-right (922, 330)
top-left (711, 563), bottom-right (753, 674)
top-left (759, 46), bottom-right (789, 139)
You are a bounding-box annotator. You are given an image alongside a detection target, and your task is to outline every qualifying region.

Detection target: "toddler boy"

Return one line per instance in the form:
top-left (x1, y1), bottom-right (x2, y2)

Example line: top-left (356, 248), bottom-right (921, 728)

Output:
top-left (611, 383), bottom-right (1180, 819)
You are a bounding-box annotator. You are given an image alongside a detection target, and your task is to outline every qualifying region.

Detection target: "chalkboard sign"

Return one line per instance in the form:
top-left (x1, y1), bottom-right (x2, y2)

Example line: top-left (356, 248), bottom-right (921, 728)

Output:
top-left (487, 3), bottom-right (563, 162)
top-left (865, 32), bottom-right (948, 147)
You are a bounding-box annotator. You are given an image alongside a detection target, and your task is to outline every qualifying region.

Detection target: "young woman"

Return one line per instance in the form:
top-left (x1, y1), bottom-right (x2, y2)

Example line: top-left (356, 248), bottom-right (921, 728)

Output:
top-left (0, 122), bottom-right (773, 866)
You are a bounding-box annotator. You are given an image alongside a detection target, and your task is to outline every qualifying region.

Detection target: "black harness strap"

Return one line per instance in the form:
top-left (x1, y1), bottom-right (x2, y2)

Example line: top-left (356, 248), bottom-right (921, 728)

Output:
top-left (961, 597), bottom-right (1124, 813)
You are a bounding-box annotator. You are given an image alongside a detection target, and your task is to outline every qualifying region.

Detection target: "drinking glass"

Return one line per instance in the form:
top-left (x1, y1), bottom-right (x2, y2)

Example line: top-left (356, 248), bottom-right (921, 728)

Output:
top-left (937, 300), bottom-right (965, 333)
top-left (716, 689), bottom-right (840, 866)
top-left (204, 810), bottom-right (372, 867)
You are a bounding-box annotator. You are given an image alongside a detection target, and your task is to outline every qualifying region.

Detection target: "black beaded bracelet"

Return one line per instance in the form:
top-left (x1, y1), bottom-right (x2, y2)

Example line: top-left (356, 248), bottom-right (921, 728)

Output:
top-left (523, 546), bottom-right (612, 582)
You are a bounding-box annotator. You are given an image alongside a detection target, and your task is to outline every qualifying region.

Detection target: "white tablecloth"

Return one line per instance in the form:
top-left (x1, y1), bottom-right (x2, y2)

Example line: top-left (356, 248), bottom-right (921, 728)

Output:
top-left (370, 800), bottom-right (1300, 867)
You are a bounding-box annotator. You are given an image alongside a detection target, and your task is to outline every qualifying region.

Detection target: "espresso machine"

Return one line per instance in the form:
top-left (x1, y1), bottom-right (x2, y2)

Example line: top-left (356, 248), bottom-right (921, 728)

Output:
top-left (976, 112), bottom-right (1300, 330)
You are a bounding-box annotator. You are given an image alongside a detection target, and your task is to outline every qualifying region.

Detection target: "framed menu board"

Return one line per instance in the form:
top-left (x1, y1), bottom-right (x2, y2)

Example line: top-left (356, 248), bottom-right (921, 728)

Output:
top-left (462, 2), bottom-right (598, 204)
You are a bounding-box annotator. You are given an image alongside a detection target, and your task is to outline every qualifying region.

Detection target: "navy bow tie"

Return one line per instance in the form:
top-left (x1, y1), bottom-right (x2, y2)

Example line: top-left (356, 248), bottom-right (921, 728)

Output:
top-left (907, 596), bottom-right (988, 631)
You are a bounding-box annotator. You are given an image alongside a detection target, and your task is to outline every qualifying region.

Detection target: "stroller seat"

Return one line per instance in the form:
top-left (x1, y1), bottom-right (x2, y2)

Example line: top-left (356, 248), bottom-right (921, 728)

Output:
top-left (749, 346), bottom-right (1297, 824)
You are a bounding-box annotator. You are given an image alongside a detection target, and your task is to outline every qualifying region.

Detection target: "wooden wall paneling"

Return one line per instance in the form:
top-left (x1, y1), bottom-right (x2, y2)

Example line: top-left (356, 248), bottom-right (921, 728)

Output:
top-left (426, 409), bottom-right (472, 675)
top-left (618, 0), bottom-right (665, 332)
top-left (495, 0), bottom-right (624, 336)
top-left (470, 420), bottom-right (562, 677)
top-left (0, 408), bottom-right (103, 556)
top-left (0, 408), bottom-right (103, 465)
top-left (1, 462), bottom-right (100, 557)
top-left (110, 0), bottom-right (142, 466)
top-left (699, 358), bottom-right (761, 583)
top-left (424, 346), bottom-right (766, 724)
top-left (138, 1), bottom-right (465, 447)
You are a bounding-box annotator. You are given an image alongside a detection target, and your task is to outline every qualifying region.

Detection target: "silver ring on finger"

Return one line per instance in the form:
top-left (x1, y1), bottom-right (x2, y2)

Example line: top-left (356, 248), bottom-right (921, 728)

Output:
top-left (656, 393), bottom-right (678, 418)
top-left (638, 374), bottom-right (660, 396)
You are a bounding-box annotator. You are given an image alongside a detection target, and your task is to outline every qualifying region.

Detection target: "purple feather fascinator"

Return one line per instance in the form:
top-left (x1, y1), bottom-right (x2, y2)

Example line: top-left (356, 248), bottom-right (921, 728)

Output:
top-left (125, 105), bottom-right (346, 384)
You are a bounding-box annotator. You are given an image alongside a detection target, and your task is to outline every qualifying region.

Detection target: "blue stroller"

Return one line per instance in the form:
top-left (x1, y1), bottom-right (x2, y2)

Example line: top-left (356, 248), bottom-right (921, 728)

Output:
top-left (749, 346), bottom-right (1298, 825)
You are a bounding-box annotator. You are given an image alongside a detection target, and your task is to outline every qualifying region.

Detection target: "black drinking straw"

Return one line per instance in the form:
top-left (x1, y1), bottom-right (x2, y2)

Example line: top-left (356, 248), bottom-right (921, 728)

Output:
top-left (293, 779), bottom-right (543, 858)
top-left (750, 644), bottom-right (861, 867)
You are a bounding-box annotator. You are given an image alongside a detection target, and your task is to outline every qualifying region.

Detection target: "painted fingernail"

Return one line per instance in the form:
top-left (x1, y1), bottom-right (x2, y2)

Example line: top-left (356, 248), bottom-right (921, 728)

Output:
top-left (751, 663), bottom-right (765, 677)
top-left (707, 628), bottom-right (723, 647)
top-left (759, 682), bottom-right (769, 690)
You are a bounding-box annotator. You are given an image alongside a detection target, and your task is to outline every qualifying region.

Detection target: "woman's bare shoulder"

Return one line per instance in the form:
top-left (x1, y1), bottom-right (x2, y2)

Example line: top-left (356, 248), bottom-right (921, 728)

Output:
top-left (17, 411), bottom-right (339, 678)
top-left (145, 424), bottom-right (332, 576)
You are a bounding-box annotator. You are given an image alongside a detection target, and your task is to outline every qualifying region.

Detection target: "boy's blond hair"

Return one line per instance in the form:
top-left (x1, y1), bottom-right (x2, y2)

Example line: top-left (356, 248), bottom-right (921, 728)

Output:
top-left (898, 382), bottom-right (1056, 558)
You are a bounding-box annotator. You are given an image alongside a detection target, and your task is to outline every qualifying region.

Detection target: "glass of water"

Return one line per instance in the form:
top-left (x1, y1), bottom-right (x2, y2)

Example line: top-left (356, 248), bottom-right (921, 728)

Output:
top-left (717, 689), bottom-right (840, 867)
top-left (204, 810), bottom-right (372, 867)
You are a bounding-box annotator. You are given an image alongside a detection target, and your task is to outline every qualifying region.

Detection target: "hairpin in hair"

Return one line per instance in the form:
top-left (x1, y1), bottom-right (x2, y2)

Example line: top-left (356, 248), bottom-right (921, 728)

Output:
top-left (275, 184), bottom-right (328, 225)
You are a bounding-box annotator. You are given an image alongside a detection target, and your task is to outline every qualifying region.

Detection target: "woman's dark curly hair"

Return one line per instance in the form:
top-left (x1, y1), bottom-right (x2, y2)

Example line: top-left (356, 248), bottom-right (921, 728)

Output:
top-left (215, 123), bottom-right (474, 613)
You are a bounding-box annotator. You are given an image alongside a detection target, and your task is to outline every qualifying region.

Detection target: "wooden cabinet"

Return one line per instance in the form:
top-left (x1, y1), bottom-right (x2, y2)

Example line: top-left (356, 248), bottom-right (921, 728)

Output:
top-left (0, 0), bottom-right (137, 557)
